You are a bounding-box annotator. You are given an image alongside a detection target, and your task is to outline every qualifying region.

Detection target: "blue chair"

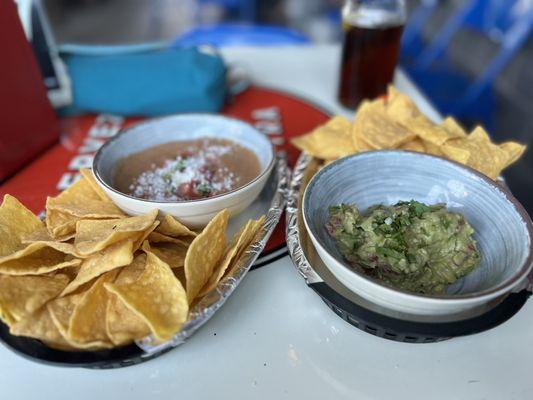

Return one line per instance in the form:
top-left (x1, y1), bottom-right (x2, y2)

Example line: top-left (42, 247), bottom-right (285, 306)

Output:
top-left (198, 0), bottom-right (257, 22)
top-left (400, 0), bottom-right (439, 63)
top-left (403, 0), bottom-right (533, 131)
top-left (173, 23), bottom-right (310, 47)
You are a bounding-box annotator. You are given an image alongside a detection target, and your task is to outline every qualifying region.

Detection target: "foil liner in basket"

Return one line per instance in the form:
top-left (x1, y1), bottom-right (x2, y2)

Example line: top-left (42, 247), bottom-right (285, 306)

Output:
top-left (285, 153), bottom-right (322, 284)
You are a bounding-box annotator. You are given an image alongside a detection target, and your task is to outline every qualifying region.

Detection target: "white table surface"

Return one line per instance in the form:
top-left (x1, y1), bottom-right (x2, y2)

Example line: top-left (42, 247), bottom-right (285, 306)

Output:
top-left (1, 45), bottom-right (531, 400)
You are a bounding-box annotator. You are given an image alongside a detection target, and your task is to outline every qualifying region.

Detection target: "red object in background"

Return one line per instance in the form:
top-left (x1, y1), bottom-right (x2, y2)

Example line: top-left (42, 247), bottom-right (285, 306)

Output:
top-left (0, 86), bottom-right (330, 259)
top-left (0, 0), bottom-right (59, 181)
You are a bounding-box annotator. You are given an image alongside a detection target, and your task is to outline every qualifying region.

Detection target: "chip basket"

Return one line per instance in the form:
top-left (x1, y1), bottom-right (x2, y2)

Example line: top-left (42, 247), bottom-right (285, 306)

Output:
top-left (286, 152), bottom-right (533, 343)
top-left (0, 155), bottom-right (290, 368)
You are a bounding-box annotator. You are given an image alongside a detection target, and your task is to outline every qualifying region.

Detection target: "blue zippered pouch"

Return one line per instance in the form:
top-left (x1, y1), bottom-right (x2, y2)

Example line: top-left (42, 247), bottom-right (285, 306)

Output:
top-left (62, 47), bottom-right (227, 116)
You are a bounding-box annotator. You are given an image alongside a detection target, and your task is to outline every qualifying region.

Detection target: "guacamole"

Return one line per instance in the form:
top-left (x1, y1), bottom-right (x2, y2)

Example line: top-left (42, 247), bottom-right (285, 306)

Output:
top-left (325, 200), bottom-right (480, 294)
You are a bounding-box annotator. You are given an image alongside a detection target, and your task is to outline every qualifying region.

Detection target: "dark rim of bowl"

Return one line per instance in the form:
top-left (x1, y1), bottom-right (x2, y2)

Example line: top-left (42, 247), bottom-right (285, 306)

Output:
top-left (302, 149), bottom-right (533, 302)
top-left (92, 113), bottom-right (276, 205)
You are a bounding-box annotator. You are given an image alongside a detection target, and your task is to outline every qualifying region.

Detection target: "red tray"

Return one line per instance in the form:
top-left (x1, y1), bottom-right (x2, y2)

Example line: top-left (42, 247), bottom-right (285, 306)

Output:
top-left (0, 86), bottom-right (331, 264)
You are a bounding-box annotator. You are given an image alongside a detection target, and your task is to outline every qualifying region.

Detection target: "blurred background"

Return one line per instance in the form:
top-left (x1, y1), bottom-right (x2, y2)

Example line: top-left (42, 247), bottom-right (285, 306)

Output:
top-left (41, 0), bottom-right (532, 138)
top-left (4, 0), bottom-right (532, 211)
top-left (38, 0), bottom-right (532, 205)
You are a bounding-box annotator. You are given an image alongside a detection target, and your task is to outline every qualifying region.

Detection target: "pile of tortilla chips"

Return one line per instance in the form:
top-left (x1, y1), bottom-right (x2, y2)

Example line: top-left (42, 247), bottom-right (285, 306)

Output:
top-left (292, 86), bottom-right (526, 179)
top-left (0, 169), bottom-right (264, 351)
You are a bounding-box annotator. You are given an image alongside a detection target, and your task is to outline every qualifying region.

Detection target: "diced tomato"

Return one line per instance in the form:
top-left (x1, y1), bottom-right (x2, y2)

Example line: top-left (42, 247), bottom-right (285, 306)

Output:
top-left (177, 181), bottom-right (199, 199)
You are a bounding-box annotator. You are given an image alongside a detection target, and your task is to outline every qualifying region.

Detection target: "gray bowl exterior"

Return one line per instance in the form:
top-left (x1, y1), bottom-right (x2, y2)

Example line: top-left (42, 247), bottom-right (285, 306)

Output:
top-left (303, 151), bottom-right (533, 314)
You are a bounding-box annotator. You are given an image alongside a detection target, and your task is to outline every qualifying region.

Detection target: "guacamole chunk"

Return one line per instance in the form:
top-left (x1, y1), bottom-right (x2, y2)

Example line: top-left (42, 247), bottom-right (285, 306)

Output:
top-left (325, 200), bottom-right (480, 294)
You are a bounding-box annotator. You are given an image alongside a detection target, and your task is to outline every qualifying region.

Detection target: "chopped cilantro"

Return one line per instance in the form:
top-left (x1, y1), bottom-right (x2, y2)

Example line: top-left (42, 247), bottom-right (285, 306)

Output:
top-left (197, 183), bottom-right (212, 197)
top-left (376, 246), bottom-right (403, 259)
top-left (408, 200), bottom-right (432, 218)
top-left (162, 172), bottom-right (173, 182)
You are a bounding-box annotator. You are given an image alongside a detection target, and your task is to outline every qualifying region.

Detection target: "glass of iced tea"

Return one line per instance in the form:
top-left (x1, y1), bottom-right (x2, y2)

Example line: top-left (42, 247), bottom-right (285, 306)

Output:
top-left (338, 0), bottom-right (406, 109)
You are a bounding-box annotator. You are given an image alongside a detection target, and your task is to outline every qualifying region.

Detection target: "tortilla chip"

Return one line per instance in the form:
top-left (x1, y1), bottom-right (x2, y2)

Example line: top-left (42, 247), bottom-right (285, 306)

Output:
top-left (45, 176), bottom-right (125, 238)
top-left (47, 293), bottom-right (82, 338)
top-left (156, 214), bottom-right (197, 238)
top-left (420, 140), bottom-right (444, 157)
top-left (385, 87), bottom-right (466, 147)
top-left (10, 307), bottom-right (73, 349)
top-left (351, 133), bottom-right (377, 153)
top-left (291, 116), bottom-right (356, 160)
top-left (469, 125), bottom-right (492, 142)
top-left (385, 86), bottom-right (422, 123)
top-left (105, 294), bottom-right (151, 346)
top-left (133, 221), bottom-right (160, 249)
top-left (46, 175), bottom-right (120, 213)
top-left (400, 138), bottom-right (426, 153)
top-left (79, 168), bottom-right (111, 202)
top-left (142, 241), bottom-right (187, 269)
top-left (470, 127), bottom-right (509, 179)
top-left (45, 207), bottom-right (119, 241)
top-left (184, 209), bottom-right (228, 303)
top-left (0, 195), bottom-right (82, 275)
top-left (500, 141), bottom-right (526, 168)
top-left (122, 253), bottom-right (148, 278)
top-left (0, 244), bottom-right (81, 275)
top-left (45, 205), bottom-right (123, 240)
top-left (47, 201), bottom-right (126, 220)
top-left (148, 231), bottom-right (190, 247)
top-left (19, 228), bottom-right (85, 258)
top-left (60, 239), bottom-right (135, 296)
top-left (105, 255), bottom-right (150, 346)
top-left (0, 195), bottom-right (43, 256)
top-left (48, 293), bottom-right (82, 338)
top-left (198, 216), bottom-right (264, 297)
top-left (443, 127), bottom-right (509, 179)
top-left (22, 227), bottom-right (61, 243)
top-left (105, 251), bottom-right (188, 342)
top-left (290, 86), bottom-right (524, 177)
top-left (0, 273), bottom-right (69, 325)
top-left (45, 209), bottom-right (80, 239)
top-left (74, 210), bottom-right (158, 255)
top-left (350, 101), bottom-right (379, 152)
top-left (408, 117), bottom-right (457, 146)
top-left (441, 142), bottom-right (471, 164)
top-left (60, 264), bottom-right (82, 280)
top-left (68, 270), bottom-right (118, 346)
top-left (47, 292), bottom-right (112, 350)
top-left (354, 102), bottom-right (416, 149)
top-left (441, 117), bottom-right (467, 138)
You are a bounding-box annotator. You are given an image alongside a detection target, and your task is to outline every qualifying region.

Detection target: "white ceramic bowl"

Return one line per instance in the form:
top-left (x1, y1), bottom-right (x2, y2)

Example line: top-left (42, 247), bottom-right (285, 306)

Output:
top-left (302, 151), bottom-right (533, 317)
top-left (93, 114), bottom-right (275, 228)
